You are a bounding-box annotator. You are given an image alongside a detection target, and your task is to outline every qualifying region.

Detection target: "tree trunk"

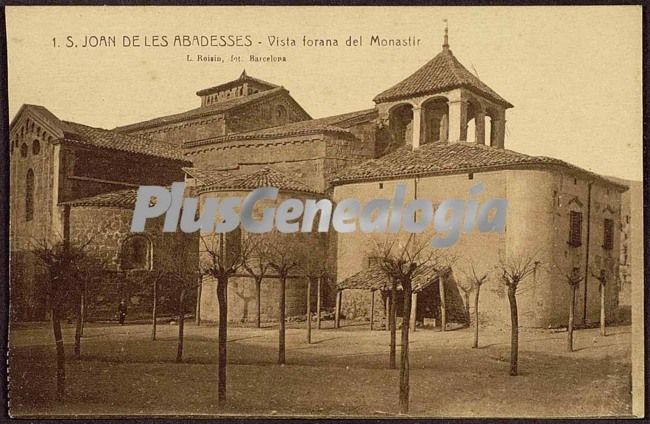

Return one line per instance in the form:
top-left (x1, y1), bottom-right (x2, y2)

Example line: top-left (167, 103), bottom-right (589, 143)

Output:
top-left (152, 278), bottom-right (158, 341)
top-left (409, 292), bottom-right (417, 333)
top-left (439, 274), bottom-right (447, 331)
top-left (568, 285), bottom-right (576, 352)
top-left (317, 277), bottom-right (322, 330)
top-left (52, 307), bottom-right (65, 401)
top-left (74, 289), bottom-right (82, 359)
top-left (389, 281), bottom-right (397, 369)
top-left (370, 290), bottom-right (375, 331)
top-left (80, 281), bottom-right (86, 337)
top-left (278, 275), bottom-right (286, 365)
top-left (195, 277), bottom-right (202, 326)
top-left (306, 277), bottom-right (312, 344)
top-left (399, 283), bottom-right (412, 414)
top-left (256, 278), bottom-right (262, 329)
top-left (464, 291), bottom-right (470, 324)
top-left (473, 285), bottom-right (481, 349)
top-left (217, 276), bottom-right (228, 402)
top-left (385, 294), bottom-right (389, 331)
top-left (600, 283), bottom-right (606, 336)
top-left (176, 289), bottom-right (186, 363)
top-left (507, 284), bottom-right (519, 376)
top-left (334, 290), bottom-right (342, 328)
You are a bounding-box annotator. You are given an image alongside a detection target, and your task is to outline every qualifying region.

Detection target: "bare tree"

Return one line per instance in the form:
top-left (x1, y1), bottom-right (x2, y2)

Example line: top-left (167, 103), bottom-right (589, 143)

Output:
top-left (263, 231), bottom-right (304, 365)
top-left (460, 261), bottom-right (489, 349)
top-left (242, 237), bottom-right (272, 328)
top-left (297, 236), bottom-right (329, 344)
top-left (170, 271), bottom-right (200, 363)
top-left (200, 232), bottom-right (254, 402)
top-left (32, 236), bottom-right (95, 401)
top-left (496, 253), bottom-right (539, 376)
top-left (148, 270), bottom-right (166, 341)
top-left (372, 234), bottom-right (448, 414)
top-left (559, 266), bottom-right (583, 352)
top-left (591, 268), bottom-right (608, 336)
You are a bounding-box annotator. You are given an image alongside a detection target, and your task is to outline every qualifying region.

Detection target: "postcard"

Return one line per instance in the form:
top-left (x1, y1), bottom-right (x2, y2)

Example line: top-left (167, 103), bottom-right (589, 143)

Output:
top-left (5, 6), bottom-right (643, 418)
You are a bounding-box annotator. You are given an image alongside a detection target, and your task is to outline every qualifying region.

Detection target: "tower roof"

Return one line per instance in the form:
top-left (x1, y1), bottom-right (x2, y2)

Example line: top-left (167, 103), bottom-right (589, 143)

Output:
top-left (195, 70), bottom-right (279, 97)
top-left (373, 48), bottom-right (513, 108)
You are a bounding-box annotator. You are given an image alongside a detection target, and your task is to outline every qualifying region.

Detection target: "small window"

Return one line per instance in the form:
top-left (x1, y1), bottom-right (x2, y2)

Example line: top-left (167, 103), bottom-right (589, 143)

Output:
top-left (603, 218), bottom-right (614, 250)
top-left (32, 139), bottom-right (40, 155)
top-left (25, 169), bottom-right (34, 221)
top-left (276, 105), bottom-right (287, 120)
top-left (20, 143), bottom-right (28, 158)
top-left (568, 211), bottom-right (582, 247)
top-left (120, 235), bottom-right (152, 271)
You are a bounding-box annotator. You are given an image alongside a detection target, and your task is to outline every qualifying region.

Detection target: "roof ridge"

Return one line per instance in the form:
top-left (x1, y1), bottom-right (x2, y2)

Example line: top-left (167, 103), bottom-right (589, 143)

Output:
top-left (331, 142), bottom-right (627, 191)
top-left (115, 87), bottom-right (286, 132)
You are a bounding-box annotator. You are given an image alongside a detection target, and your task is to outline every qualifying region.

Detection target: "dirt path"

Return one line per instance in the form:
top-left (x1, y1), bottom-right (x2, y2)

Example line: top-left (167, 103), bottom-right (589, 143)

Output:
top-left (8, 322), bottom-right (632, 417)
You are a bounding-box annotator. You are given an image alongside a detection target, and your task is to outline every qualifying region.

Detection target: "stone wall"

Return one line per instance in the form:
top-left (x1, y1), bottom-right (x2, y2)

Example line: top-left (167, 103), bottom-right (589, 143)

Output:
top-left (225, 95), bottom-right (309, 134)
top-left (333, 168), bottom-right (625, 328)
top-left (124, 92), bottom-right (309, 145)
top-left (200, 275), bottom-right (312, 322)
top-left (196, 189), bottom-right (329, 322)
top-left (67, 206), bottom-right (199, 321)
top-left (126, 115), bottom-right (227, 144)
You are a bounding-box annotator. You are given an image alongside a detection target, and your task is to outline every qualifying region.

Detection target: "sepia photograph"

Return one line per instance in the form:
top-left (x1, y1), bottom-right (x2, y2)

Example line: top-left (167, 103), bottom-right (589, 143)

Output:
top-left (5, 5), bottom-right (644, 418)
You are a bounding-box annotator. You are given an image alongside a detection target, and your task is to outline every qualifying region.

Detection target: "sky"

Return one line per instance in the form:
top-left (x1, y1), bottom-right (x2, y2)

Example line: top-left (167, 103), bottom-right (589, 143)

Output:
top-left (6, 6), bottom-right (643, 180)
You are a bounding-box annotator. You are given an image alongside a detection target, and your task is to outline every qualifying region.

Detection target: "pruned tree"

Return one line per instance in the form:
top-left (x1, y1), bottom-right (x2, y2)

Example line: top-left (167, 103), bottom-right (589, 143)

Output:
top-left (148, 270), bottom-right (166, 341)
top-left (263, 231), bottom-right (304, 365)
top-left (372, 234), bottom-right (449, 414)
top-left (296, 234), bottom-right (329, 344)
top-left (32, 236), bottom-right (96, 401)
top-left (591, 267), bottom-right (608, 337)
top-left (460, 261), bottom-right (489, 348)
top-left (552, 260), bottom-right (585, 352)
top-left (242, 236), bottom-right (272, 328)
top-left (169, 270), bottom-right (200, 363)
top-left (496, 253), bottom-right (539, 376)
top-left (564, 267), bottom-right (583, 352)
top-left (200, 231), bottom-right (255, 402)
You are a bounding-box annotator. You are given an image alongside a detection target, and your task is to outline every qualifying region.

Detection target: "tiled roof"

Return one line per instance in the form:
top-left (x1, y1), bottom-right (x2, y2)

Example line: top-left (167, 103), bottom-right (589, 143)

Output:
top-left (196, 70), bottom-right (279, 96)
top-left (337, 264), bottom-right (448, 292)
top-left (184, 109), bottom-right (377, 148)
top-left (373, 48), bottom-right (513, 107)
top-left (62, 189), bottom-right (139, 208)
top-left (116, 87), bottom-right (288, 132)
top-left (197, 166), bottom-right (319, 194)
top-left (182, 166), bottom-right (239, 186)
top-left (62, 121), bottom-right (189, 162)
top-left (331, 142), bottom-right (628, 191)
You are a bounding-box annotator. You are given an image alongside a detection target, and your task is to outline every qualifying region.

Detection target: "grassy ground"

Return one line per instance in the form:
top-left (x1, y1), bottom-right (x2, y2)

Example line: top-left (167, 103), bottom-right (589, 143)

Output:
top-left (8, 320), bottom-right (632, 418)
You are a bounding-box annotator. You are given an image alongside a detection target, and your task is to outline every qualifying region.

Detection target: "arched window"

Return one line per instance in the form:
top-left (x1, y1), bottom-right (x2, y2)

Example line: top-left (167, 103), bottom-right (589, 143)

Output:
top-left (276, 105), bottom-right (287, 119)
top-left (120, 235), bottom-right (152, 271)
top-left (25, 169), bottom-right (34, 221)
top-left (32, 139), bottom-right (40, 155)
top-left (20, 143), bottom-right (28, 158)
